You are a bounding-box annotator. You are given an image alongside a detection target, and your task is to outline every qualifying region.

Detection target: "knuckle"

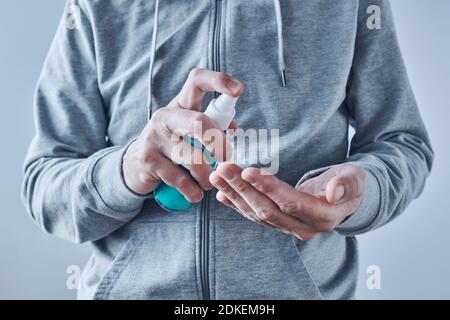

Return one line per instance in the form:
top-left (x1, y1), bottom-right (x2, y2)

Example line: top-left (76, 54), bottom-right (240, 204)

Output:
top-left (254, 181), bottom-right (272, 194)
top-left (215, 71), bottom-right (229, 83)
top-left (188, 67), bottom-right (204, 80)
top-left (152, 107), bottom-right (165, 119)
top-left (256, 207), bottom-right (275, 221)
top-left (234, 181), bottom-right (248, 194)
top-left (227, 190), bottom-right (240, 202)
top-left (138, 150), bottom-right (156, 165)
top-left (216, 182), bottom-right (234, 197)
top-left (145, 126), bottom-right (159, 140)
top-left (150, 107), bottom-right (168, 125)
top-left (139, 172), bottom-right (154, 185)
top-left (192, 112), bottom-right (207, 124)
top-left (197, 175), bottom-right (213, 190)
top-left (279, 202), bottom-right (298, 215)
top-left (222, 184), bottom-right (233, 194)
top-left (174, 174), bottom-right (191, 189)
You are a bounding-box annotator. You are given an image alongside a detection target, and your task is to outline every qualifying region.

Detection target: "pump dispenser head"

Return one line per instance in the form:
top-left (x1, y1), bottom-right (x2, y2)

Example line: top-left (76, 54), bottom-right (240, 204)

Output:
top-left (204, 94), bottom-right (238, 131)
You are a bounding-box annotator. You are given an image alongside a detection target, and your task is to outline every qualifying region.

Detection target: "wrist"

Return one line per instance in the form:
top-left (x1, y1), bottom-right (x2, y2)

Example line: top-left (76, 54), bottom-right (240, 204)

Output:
top-left (122, 139), bottom-right (159, 196)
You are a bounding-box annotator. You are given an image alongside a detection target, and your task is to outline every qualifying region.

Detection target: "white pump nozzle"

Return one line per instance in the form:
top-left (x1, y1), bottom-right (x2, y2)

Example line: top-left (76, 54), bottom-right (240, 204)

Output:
top-left (204, 94), bottom-right (239, 131)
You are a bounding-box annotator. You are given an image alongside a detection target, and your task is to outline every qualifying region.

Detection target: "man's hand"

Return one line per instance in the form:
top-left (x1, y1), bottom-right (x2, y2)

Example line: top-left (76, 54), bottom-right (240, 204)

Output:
top-left (209, 163), bottom-right (367, 240)
top-left (122, 68), bottom-right (244, 199)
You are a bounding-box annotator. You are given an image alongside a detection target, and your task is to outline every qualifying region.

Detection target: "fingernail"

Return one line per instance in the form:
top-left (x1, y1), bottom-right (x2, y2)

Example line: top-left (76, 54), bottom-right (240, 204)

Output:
top-left (227, 79), bottom-right (242, 93)
top-left (335, 184), bottom-right (345, 202)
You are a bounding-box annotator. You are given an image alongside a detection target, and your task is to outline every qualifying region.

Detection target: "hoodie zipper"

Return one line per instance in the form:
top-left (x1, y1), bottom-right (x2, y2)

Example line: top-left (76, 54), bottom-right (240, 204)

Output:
top-left (200, 0), bottom-right (222, 301)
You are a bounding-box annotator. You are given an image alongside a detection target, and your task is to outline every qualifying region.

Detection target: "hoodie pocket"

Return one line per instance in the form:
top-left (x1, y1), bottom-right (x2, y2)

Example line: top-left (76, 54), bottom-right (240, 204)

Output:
top-left (93, 227), bottom-right (145, 300)
top-left (213, 219), bottom-right (324, 299)
top-left (289, 237), bottom-right (324, 299)
top-left (93, 222), bottom-right (198, 300)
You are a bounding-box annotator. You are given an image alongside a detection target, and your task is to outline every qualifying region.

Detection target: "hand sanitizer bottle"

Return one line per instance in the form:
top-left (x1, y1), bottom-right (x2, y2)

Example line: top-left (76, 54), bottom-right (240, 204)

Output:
top-left (154, 94), bottom-right (239, 212)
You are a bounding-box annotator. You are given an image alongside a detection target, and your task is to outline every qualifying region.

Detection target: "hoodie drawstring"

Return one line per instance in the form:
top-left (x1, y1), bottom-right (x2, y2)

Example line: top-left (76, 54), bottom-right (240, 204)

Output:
top-left (147, 0), bottom-right (285, 119)
top-left (273, 0), bottom-right (286, 87)
top-left (147, 0), bottom-right (160, 121)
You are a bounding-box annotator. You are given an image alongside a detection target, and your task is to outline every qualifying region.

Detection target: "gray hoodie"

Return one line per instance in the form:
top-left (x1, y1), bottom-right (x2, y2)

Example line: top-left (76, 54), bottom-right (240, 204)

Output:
top-left (22, 0), bottom-right (433, 299)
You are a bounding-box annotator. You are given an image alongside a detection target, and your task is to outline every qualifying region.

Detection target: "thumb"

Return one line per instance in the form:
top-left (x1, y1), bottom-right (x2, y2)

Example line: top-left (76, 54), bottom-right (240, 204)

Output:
top-left (325, 167), bottom-right (367, 204)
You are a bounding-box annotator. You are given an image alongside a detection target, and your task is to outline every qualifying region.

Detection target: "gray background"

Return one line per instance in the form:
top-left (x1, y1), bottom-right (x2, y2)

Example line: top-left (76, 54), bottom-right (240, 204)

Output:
top-left (0, 0), bottom-right (449, 299)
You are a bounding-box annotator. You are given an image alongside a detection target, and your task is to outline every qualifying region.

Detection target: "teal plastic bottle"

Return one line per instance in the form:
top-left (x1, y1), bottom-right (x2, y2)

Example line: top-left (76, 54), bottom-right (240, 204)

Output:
top-left (154, 94), bottom-right (239, 212)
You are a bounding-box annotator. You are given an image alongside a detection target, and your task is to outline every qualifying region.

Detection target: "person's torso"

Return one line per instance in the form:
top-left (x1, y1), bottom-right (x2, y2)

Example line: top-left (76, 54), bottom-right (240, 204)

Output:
top-left (79, 0), bottom-right (360, 300)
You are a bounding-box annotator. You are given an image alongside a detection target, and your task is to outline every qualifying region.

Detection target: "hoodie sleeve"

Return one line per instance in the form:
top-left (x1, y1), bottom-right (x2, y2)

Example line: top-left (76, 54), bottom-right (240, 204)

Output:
top-left (297, 0), bottom-right (433, 236)
top-left (333, 0), bottom-right (434, 235)
top-left (22, 0), bottom-right (151, 244)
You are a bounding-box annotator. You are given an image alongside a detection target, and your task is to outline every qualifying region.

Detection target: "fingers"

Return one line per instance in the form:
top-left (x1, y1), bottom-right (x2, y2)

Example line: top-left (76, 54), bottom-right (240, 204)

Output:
top-left (241, 167), bottom-right (337, 231)
top-left (158, 107), bottom-right (220, 136)
top-left (171, 68), bottom-right (244, 111)
top-left (147, 155), bottom-right (204, 202)
top-left (212, 164), bottom-right (367, 236)
top-left (214, 164), bottom-right (279, 224)
top-left (216, 190), bottom-right (270, 227)
top-left (213, 164), bottom-right (317, 240)
top-left (184, 163), bottom-right (214, 191)
top-left (324, 165), bottom-right (368, 204)
top-left (241, 167), bottom-right (318, 218)
top-left (157, 107), bottom-right (232, 163)
top-left (210, 171), bottom-right (263, 224)
top-left (155, 137), bottom-right (214, 191)
top-left (216, 191), bottom-right (238, 211)
top-left (228, 120), bottom-right (238, 132)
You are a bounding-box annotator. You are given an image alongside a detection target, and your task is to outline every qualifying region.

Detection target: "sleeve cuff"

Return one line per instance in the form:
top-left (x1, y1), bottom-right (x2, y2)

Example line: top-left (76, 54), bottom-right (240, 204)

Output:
top-left (90, 140), bottom-right (153, 214)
